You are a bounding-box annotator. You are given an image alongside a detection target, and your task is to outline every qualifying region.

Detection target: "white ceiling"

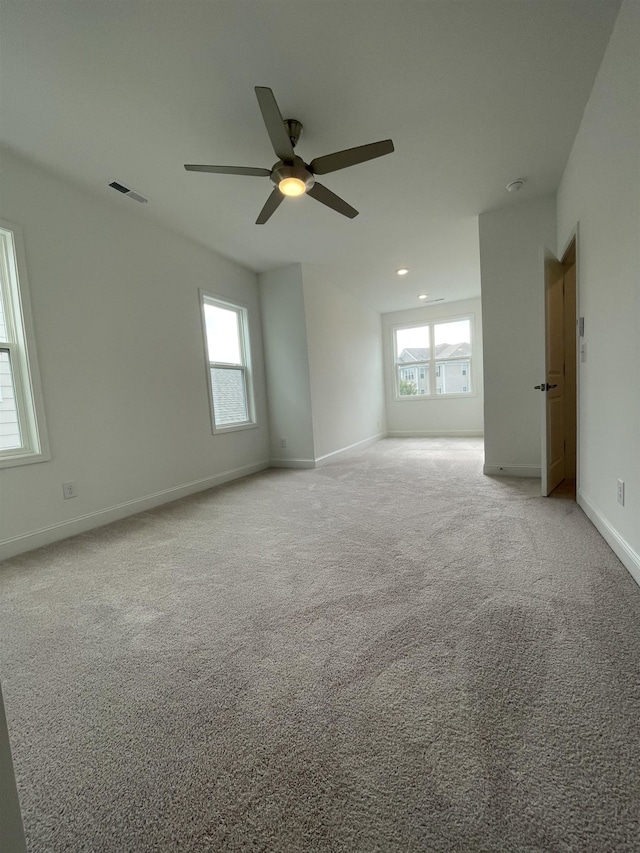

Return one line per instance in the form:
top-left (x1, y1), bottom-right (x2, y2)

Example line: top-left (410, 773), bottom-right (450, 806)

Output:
top-left (0, 1), bottom-right (620, 313)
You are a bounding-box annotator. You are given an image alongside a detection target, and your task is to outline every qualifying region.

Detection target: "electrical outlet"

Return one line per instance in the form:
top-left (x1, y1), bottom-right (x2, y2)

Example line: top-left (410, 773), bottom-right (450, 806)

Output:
top-left (62, 481), bottom-right (77, 499)
top-left (279, 438), bottom-right (287, 448)
top-left (617, 479), bottom-right (625, 506)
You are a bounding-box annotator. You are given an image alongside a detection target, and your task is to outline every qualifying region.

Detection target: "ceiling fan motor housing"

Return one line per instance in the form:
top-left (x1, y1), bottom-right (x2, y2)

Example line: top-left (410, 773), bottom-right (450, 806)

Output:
top-left (271, 157), bottom-right (315, 194)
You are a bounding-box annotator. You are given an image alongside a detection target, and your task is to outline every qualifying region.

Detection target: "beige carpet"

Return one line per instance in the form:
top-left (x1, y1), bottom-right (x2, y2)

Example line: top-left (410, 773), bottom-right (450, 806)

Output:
top-left (1, 438), bottom-right (639, 852)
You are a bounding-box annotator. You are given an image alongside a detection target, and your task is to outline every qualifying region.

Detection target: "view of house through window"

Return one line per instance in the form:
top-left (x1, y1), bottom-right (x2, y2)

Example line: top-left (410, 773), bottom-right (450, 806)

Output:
top-left (0, 222), bottom-right (49, 466)
top-left (394, 317), bottom-right (472, 398)
top-left (201, 294), bottom-right (255, 431)
top-left (0, 308), bottom-right (21, 451)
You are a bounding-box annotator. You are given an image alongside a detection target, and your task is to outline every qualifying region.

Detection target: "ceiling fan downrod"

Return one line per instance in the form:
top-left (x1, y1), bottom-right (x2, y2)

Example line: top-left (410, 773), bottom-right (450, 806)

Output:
top-left (285, 119), bottom-right (303, 150)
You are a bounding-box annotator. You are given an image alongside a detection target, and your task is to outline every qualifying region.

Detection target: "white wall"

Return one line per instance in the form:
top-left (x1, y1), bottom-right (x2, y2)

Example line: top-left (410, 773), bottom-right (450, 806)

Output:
top-left (259, 263), bottom-right (386, 466)
top-left (258, 264), bottom-right (315, 466)
top-left (382, 298), bottom-right (484, 437)
top-left (479, 196), bottom-right (557, 476)
top-left (302, 265), bottom-right (386, 461)
top-left (0, 150), bottom-right (270, 558)
top-left (557, 0), bottom-right (639, 580)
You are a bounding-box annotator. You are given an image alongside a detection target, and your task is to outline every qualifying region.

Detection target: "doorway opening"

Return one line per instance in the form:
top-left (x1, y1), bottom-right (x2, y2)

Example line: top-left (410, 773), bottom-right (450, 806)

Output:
top-left (548, 237), bottom-right (577, 500)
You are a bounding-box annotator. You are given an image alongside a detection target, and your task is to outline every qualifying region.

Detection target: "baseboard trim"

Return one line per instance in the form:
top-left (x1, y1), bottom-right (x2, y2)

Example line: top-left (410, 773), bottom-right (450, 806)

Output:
top-left (269, 433), bottom-right (387, 469)
top-left (269, 458), bottom-right (316, 469)
top-left (388, 430), bottom-right (484, 438)
top-left (314, 433), bottom-right (385, 466)
top-left (578, 491), bottom-right (640, 588)
top-left (0, 460), bottom-right (270, 561)
top-left (483, 464), bottom-right (541, 478)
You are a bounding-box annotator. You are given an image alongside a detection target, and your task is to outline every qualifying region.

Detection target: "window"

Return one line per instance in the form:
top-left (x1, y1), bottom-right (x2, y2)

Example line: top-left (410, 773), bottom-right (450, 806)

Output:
top-left (395, 324), bottom-right (429, 396)
top-left (201, 293), bottom-right (255, 432)
top-left (0, 221), bottom-right (49, 467)
top-left (393, 315), bottom-right (473, 399)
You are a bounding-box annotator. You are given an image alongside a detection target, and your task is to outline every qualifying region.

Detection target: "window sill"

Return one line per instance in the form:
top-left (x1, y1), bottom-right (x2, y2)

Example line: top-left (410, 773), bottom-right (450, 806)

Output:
top-left (212, 420), bottom-right (259, 435)
top-left (393, 392), bottom-right (477, 402)
top-left (0, 448), bottom-right (51, 469)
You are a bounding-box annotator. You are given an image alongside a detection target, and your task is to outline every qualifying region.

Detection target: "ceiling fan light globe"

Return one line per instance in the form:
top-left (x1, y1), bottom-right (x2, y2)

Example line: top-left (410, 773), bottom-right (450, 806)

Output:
top-left (271, 159), bottom-right (315, 197)
top-left (279, 177), bottom-right (307, 196)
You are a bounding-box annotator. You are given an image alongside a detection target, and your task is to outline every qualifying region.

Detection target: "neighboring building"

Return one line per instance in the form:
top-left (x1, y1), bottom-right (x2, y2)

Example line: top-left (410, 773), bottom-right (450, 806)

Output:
top-left (210, 366), bottom-right (249, 426)
top-left (0, 303), bottom-right (20, 451)
top-left (398, 343), bottom-right (471, 395)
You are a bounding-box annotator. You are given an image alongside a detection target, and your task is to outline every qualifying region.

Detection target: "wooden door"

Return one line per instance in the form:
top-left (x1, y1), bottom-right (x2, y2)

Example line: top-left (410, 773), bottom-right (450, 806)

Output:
top-left (541, 250), bottom-right (565, 496)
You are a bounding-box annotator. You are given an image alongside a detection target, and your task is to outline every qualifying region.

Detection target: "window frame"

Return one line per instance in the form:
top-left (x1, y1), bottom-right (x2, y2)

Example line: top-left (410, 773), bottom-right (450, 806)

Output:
top-left (199, 291), bottom-right (257, 434)
top-left (392, 313), bottom-right (474, 402)
top-left (0, 220), bottom-right (50, 468)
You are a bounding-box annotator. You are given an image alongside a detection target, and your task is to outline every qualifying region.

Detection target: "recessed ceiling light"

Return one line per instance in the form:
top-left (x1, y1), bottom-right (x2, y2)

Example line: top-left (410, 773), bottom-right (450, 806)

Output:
top-left (396, 268), bottom-right (409, 276)
top-left (418, 294), bottom-right (428, 300)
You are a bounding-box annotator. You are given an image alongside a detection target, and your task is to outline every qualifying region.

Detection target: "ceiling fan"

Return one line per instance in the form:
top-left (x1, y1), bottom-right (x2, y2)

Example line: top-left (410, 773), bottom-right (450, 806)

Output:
top-left (185, 86), bottom-right (394, 224)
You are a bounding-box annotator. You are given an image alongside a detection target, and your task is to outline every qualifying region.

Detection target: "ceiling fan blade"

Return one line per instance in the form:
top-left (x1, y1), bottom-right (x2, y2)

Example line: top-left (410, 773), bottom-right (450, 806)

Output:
top-left (256, 188), bottom-right (284, 225)
top-left (184, 164), bottom-right (271, 177)
top-left (255, 87), bottom-right (295, 162)
top-left (309, 139), bottom-right (394, 175)
top-left (307, 183), bottom-right (358, 219)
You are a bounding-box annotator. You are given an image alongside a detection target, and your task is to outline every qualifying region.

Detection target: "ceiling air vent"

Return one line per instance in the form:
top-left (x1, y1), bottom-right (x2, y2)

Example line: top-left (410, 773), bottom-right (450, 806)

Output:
top-left (108, 181), bottom-right (148, 203)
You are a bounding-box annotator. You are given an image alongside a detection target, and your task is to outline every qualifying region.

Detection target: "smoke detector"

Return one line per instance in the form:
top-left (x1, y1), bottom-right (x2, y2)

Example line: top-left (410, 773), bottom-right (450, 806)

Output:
top-left (506, 179), bottom-right (525, 193)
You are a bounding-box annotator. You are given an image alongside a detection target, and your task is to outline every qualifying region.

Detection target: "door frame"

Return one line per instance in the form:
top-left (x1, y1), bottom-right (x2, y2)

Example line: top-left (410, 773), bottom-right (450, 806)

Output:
top-left (560, 226), bottom-right (580, 497)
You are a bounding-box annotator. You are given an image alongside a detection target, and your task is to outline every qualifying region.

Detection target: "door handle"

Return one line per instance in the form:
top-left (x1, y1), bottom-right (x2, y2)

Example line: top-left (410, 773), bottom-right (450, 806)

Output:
top-left (534, 382), bottom-right (558, 391)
